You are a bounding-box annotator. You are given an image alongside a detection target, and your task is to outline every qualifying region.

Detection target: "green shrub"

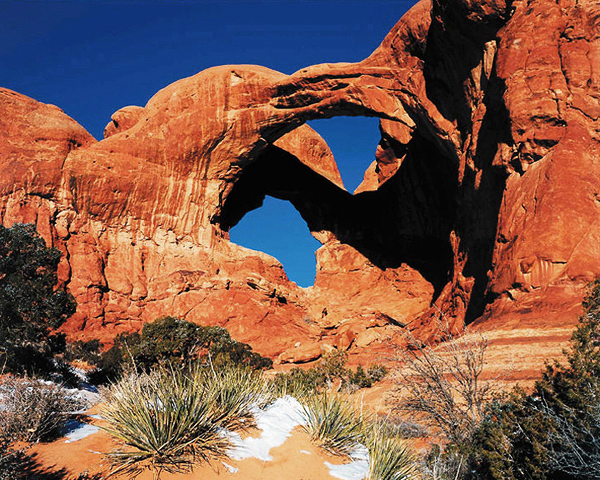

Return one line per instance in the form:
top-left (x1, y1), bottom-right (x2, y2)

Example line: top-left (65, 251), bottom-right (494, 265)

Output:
top-left (349, 364), bottom-right (389, 389)
top-left (101, 363), bottom-right (269, 479)
top-left (64, 339), bottom-right (103, 365)
top-left (92, 317), bottom-right (272, 382)
top-left (300, 392), bottom-right (417, 479)
top-left (272, 350), bottom-right (388, 397)
top-left (196, 364), bottom-right (271, 431)
top-left (467, 279), bottom-right (600, 480)
top-left (0, 223), bottom-right (76, 376)
top-left (102, 367), bottom-right (225, 478)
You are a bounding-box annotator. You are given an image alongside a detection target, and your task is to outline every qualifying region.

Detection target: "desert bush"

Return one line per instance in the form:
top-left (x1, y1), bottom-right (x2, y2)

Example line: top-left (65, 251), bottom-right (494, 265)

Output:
top-left (390, 326), bottom-right (497, 446)
top-left (101, 367), bottom-right (228, 479)
top-left (466, 389), bottom-right (553, 480)
top-left (0, 223), bottom-right (76, 376)
top-left (0, 444), bottom-right (26, 480)
top-left (301, 391), bottom-right (364, 456)
top-left (541, 398), bottom-right (600, 478)
top-left (93, 317), bottom-right (272, 382)
top-left (300, 390), bottom-right (418, 478)
top-left (273, 350), bottom-right (388, 397)
top-left (466, 279), bottom-right (600, 480)
top-left (196, 363), bottom-right (271, 430)
top-left (349, 364), bottom-right (389, 389)
top-left (0, 375), bottom-right (84, 443)
top-left (420, 444), bottom-right (468, 480)
top-left (64, 339), bottom-right (103, 365)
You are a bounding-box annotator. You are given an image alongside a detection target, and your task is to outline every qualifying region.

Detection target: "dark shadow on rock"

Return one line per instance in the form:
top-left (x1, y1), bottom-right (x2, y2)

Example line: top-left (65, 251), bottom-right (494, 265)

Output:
top-left (462, 74), bottom-right (512, 324)
top-left (218, 131), bottom-right (458, 300)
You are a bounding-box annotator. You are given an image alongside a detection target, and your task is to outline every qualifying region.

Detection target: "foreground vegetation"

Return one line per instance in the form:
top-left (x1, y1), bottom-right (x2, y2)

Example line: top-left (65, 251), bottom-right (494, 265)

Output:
top-left (301, 391), bottom-right (415, 480)
top-left (101, 362), bottom-right (411, 480)
top-left (0, 376), bottom-right (87, 480)
top-left (464, 279), bottom-right (600, 480)
top-left (391, 279), bottom-right (600, 480)
top-left (75, 315), bottom-right (274, 384)
top-left (100, 364), bottom-right (267, 479)
top-left (273, 349), bottom-right (387, 397)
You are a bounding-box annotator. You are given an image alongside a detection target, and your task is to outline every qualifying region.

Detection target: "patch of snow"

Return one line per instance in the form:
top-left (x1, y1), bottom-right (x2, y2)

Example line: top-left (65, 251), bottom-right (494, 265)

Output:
top-left (71, 367), bottom-right (100, 392)
top-left (61, 419), bottom-right (100, 443)
top-left (227, 395), bottom-right (305, 462)
top-left (325, 445), bottom-right (370, 480)
top-left (222, 461), bottom-right (239, 473)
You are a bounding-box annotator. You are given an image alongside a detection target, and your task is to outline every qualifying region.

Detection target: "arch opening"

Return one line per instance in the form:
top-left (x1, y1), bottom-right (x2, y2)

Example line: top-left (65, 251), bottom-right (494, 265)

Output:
top-left (217, 118), bottom-right (459, 301)
top-left (306, 116), bottom-right (381, 193)
top-left (228, 196), bottom-right (321, 288)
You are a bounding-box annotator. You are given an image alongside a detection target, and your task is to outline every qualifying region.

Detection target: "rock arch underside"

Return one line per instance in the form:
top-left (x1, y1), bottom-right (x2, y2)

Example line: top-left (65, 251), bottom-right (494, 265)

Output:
top-left (1, 0), bottom-right (599, 364)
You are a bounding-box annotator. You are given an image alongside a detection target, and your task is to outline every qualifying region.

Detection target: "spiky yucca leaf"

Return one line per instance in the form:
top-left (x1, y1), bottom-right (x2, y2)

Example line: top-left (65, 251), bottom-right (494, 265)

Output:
top-left (195, 364), bottom-right (272, 431)
top-left (301, 392), bottom-right (364, 456)
top-left (100, 367), bottom-right (229, 479)
top-left (363, 422), bottom-right (416, 480)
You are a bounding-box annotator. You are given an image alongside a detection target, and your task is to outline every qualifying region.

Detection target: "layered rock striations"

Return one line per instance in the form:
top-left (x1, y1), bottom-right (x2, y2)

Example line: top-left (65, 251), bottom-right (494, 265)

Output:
top-left (1, 0), bottom-right (598, 362)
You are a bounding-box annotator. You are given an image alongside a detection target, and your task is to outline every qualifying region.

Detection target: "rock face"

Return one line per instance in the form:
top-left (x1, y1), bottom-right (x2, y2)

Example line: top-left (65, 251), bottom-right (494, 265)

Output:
top-left (1, 0), bottom-right (598, 362)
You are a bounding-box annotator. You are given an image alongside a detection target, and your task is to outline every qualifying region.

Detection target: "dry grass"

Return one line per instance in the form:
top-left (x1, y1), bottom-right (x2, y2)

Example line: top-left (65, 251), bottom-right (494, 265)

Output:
top-left (0, 375), bottom-right (83, 443)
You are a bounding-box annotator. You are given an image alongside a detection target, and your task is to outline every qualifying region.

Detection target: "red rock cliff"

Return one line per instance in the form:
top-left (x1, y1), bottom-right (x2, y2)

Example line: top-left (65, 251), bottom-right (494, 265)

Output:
top-left (1, 0), bottom-right (598, 362)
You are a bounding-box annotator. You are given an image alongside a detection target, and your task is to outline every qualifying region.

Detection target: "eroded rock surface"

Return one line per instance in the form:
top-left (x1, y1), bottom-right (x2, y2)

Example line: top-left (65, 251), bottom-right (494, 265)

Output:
top-left (1, 0), bottom-right (598, 362)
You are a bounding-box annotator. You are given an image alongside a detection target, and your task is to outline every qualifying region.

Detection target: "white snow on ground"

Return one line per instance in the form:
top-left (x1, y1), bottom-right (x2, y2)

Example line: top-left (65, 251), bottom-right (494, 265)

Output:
top-left (227, 395), bottom-right (305, 461)
top-left (225, 395), bottom-right (370, 480)
top-left (325, 445), bottom-right (370, 480)
top-left (63, 421), bottom-right (100, 443)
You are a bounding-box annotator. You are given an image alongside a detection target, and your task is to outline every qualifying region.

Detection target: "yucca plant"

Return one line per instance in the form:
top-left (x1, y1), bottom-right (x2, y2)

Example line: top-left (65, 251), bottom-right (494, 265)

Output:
top-left (100, 367), bottom-right (230, 480)
top-left (363, 421), bottom-right (416, 480)
top-left (301, 392), bottom-right (364, 456)
top-left (197, 363), bottom-right (271, 431)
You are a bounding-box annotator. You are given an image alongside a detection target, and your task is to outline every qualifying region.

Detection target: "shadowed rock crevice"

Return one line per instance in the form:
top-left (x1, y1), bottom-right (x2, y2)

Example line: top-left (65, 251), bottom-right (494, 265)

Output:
top-left (461, 73), bottom-right (512, 323)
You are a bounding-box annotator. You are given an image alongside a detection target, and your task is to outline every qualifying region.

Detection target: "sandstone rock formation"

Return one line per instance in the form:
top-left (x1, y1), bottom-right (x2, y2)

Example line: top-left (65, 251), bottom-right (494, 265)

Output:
top-left (1, 0), bottom-right (598, 363)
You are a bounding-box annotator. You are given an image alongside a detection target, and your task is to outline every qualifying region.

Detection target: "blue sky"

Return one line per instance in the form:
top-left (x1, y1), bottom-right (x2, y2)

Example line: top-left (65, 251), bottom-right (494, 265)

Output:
top-left (1, 0), bottom-right (418, 287)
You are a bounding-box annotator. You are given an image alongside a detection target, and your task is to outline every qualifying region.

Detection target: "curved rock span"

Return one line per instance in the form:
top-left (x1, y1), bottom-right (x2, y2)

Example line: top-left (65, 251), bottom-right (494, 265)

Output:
top-left (1, 0), bottom-right (598, 363)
